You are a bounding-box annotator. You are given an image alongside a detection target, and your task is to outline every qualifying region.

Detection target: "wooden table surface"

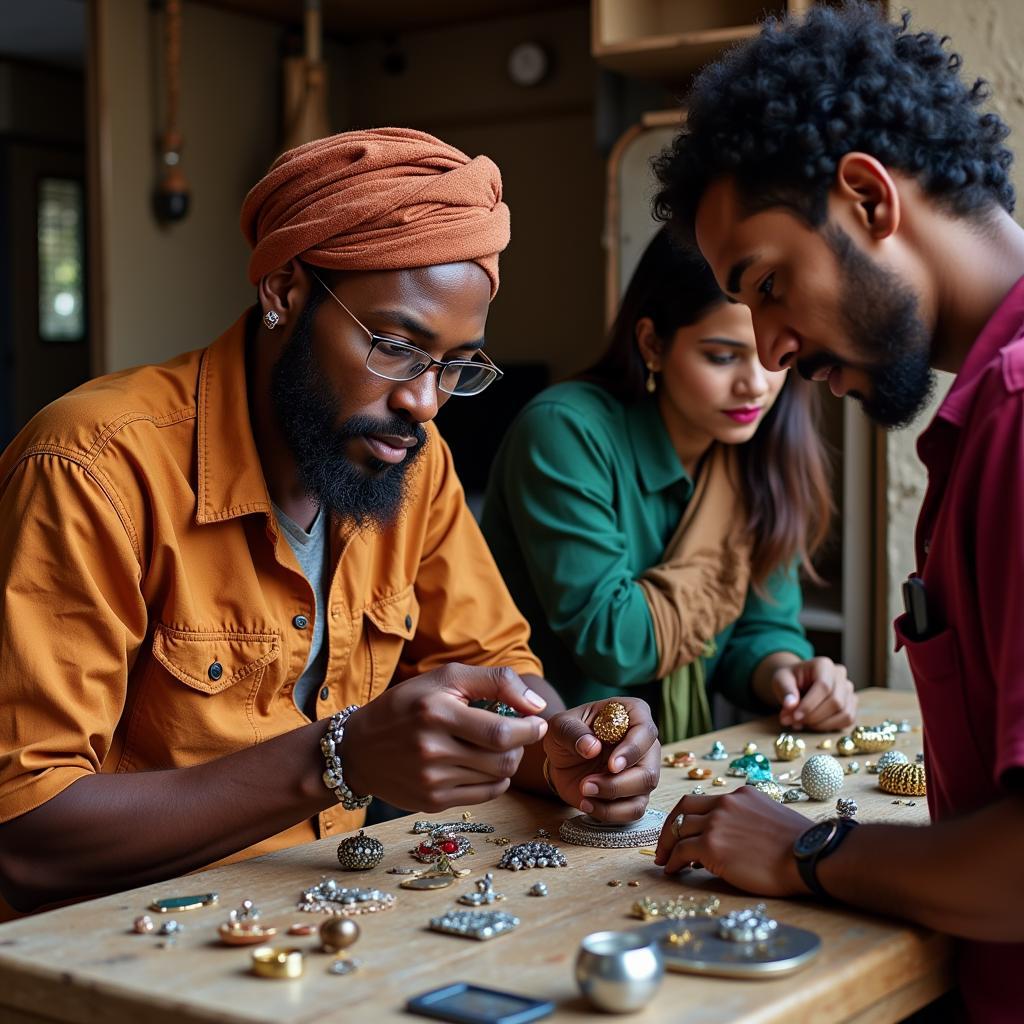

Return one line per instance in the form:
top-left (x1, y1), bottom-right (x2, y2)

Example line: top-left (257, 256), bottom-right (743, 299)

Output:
top-left (0, 687), bottom-right (951, 1024)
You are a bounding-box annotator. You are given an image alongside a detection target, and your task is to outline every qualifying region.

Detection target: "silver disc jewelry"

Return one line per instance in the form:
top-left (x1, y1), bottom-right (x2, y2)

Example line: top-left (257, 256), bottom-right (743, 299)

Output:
top-left (410, 820), bottom-right (495, 835)
top-left (296, 878), bottom-right (396, 916)
top-left (559, 807), bottom-right (667, 849)
top-left (429, 909), bottom-right (520, 941)
top-left (497, 840), bottom-right (567, 870)
top-left (336, 830), bottom-right (385, 870)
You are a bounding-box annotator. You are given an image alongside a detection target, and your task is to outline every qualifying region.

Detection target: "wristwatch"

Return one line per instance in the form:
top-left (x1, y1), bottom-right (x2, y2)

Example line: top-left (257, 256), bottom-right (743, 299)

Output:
top-left (793, 817), bottom-right (858, 898)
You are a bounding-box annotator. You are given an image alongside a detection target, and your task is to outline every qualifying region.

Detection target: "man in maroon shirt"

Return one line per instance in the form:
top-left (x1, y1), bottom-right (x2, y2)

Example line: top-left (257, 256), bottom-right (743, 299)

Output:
top-left (650, 4), bottom-right (1024, 1020)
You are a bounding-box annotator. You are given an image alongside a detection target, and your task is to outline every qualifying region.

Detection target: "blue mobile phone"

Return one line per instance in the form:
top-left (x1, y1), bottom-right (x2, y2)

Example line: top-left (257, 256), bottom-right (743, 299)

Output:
top-left (406, 982), bottom-right (555, 1024)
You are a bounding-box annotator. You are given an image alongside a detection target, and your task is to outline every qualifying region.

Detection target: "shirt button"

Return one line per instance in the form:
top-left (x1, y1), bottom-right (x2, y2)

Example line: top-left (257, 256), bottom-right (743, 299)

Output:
top-left (319, 686), bottom-right (330, 701)
top-left (293, 614), bottom-right (309, 630)
top-left (405, 614), bottom-right (413, 630)
top-left (208, 661), bottom-right (223, 681)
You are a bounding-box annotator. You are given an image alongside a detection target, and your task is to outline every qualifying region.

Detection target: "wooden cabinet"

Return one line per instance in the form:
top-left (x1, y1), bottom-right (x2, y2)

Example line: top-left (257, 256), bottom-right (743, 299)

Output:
top-left (591, 0), bottom-right (812, 80)
top-left (605, 116), bottom-right (880, 689)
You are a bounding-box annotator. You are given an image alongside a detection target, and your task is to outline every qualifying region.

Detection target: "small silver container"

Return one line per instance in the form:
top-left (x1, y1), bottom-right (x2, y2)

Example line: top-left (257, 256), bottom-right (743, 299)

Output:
top-left (575, 929), bottom-right (665, 1013)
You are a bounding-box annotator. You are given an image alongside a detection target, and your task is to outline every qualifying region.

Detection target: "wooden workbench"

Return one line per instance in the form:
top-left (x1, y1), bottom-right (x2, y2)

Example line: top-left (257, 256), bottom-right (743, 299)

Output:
top-left (0, 687), bottom-right (950, 1023)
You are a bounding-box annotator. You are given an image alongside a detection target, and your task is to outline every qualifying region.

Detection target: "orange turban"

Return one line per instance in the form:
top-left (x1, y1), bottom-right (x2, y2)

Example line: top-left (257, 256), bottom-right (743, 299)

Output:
top-left (240, 128), bottom-right (509, 297)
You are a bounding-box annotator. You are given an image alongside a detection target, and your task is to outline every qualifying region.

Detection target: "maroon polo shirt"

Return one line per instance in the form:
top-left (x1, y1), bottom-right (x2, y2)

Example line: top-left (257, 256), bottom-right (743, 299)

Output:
top-left (895, 275), bottom-right (1024, 1022)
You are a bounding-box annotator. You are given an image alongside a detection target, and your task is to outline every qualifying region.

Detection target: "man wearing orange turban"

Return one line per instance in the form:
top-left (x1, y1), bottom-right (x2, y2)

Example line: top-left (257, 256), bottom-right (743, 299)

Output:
top-left (0, 128), bottom-right (660, 916)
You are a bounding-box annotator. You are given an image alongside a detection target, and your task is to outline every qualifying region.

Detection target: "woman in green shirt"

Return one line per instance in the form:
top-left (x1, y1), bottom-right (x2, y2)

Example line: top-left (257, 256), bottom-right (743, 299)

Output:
top-left (481, 229), bottom-right (857, 742)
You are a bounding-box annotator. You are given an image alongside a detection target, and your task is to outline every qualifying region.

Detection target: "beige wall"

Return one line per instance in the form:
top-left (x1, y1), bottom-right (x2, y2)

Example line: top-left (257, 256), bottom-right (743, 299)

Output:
top-left (883, 0), bottom-right (1024, 687)
top-left (95, 2), bottom-right (604, 382)
top-left (98, 0), bottom-right (282, 370)
top-left (341, 5), bottom-right (604, 381)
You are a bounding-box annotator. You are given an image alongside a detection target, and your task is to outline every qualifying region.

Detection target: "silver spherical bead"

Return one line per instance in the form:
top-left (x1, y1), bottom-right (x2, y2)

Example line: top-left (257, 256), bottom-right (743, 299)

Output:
top-left (800, 754), bottom-right (844, 801)
top-left (875, 749), bottom-right (909, 773)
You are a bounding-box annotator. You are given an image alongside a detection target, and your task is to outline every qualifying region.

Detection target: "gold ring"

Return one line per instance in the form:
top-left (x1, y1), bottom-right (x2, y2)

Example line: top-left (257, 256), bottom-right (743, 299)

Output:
top-left (250, 946), bottom-right (305, 979)
top-left (671, 813), bottom-right (685, 839)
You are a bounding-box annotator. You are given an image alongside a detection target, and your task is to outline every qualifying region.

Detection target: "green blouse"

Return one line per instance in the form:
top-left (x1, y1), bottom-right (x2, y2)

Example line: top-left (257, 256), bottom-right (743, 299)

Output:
top-left (480, 381), bottom-right (812, 713)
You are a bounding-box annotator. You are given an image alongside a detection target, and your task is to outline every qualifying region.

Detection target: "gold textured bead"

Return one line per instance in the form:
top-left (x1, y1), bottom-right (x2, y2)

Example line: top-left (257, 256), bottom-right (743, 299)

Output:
top-left (593, 701), bottom-right (630, 743)
top-left (836, 736), bottom-right (857, 756)
top-left (774, 733), bottom-right (806, 761)
top-left (878, 761), bottom-right (926, 796)
top-left (748, 779), bottom-right (784, 802)
top-left (852, 724), bottom-right (898, 753)
top-left (712, 776), bottom-right (727, 787)
top-left (743, 741), bottom-right (759, 755)
top-left (817, 739), bottom-right (833, 750)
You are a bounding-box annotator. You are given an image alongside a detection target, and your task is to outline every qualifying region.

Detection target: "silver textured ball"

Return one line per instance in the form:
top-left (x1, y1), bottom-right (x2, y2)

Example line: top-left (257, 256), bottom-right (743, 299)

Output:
top-left (337, 830), bottom-right (384, 870)
top-left (875, 750), bottom-right (909, 773)
top-left (800, 754), bottom-right (844, 801)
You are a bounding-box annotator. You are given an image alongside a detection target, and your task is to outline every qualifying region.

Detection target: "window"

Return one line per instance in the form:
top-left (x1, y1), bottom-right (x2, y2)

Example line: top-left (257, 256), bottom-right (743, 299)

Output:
top-left (38, 177), bottom-right (85, 342)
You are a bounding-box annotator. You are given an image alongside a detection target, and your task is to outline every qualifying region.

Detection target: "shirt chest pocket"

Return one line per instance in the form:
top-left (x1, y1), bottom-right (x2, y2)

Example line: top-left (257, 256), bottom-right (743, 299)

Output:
top-left (362, 587), bottom-right (420, 701)
top-left (121, 625), bottom-right (282, 771)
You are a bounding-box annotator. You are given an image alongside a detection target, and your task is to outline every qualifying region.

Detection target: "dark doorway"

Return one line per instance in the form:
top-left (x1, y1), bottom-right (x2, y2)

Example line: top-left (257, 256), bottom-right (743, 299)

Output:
top-left (0, 4), bottom-right (89, 446)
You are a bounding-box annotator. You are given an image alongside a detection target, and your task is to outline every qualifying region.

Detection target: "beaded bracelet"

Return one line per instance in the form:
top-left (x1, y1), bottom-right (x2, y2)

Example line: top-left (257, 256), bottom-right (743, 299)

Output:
top-left (321, 705), bottom-right (372, 811)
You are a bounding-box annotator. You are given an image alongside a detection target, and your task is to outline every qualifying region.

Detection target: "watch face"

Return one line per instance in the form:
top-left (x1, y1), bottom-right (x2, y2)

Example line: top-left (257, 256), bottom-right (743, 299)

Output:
top-left (794, 820), bottom-right (836, 859)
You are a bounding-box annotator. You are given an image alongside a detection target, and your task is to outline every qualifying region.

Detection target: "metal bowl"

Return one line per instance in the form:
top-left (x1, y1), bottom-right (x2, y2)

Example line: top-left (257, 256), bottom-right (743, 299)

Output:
top-left (575, 929), bottom-right (664, 1013)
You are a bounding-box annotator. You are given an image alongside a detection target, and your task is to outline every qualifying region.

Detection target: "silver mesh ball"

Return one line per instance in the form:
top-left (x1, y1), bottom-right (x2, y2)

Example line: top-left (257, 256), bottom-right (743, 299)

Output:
top-left (801, 754), bottom-right (844, 801)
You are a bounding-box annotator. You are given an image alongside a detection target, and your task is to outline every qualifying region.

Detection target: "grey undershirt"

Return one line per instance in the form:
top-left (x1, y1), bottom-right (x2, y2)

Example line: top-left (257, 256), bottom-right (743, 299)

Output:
top-left (273, 502), bottom-right (330, 719)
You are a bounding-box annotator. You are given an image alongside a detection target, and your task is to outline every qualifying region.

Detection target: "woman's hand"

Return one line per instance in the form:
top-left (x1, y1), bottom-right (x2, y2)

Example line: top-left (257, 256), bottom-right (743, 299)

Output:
top-left (765, 655), bottom-right (858, 732)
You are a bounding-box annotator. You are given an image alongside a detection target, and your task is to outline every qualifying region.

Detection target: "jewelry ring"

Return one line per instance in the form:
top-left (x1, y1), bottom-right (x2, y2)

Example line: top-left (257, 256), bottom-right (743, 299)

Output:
top-left (250, 946), bottom-right (305, 979)
top-left (670, 813), bottom-right (685, 840)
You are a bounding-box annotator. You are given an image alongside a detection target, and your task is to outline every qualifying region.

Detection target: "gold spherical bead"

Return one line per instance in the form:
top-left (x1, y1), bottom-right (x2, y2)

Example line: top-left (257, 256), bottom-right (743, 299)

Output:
top-left (878, 762), bottom-right (926, 797)
top-left (593, 701), bottom-right (630, 743)
top-left (836, 736), bottom-right (857, 756)
top-left (774, 733), bottom-right (806, 761)
top-left (319, 917), bottom-right (360, 953)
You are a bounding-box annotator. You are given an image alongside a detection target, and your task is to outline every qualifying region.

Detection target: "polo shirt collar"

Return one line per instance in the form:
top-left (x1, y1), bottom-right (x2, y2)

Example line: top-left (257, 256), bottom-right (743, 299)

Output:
top-left (625, 398), bottom-right (693, 496)
top-left (195, 310), bottom-right (274, 524)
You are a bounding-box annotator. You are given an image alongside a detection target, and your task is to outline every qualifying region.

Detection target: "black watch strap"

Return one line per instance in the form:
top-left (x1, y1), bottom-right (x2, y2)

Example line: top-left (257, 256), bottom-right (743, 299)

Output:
top-left (796, 818), bottom-right (857, 899)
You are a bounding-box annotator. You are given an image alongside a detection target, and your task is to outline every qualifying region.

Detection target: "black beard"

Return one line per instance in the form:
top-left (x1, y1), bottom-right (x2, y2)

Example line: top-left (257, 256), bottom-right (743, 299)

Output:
top-left (820, 226), bottom-right (935, 430)
top-left (269, 296), bottom-right (427, 530)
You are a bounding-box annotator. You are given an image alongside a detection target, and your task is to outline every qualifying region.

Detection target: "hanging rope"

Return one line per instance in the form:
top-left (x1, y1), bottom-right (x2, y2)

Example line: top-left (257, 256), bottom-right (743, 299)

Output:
top-left (155, 0), bottom-right (190, 222)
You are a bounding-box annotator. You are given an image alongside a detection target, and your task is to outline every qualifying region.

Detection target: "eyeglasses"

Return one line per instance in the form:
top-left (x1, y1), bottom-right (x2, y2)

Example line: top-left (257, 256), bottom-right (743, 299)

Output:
top-left (310, 269), bottom-right (503, 397)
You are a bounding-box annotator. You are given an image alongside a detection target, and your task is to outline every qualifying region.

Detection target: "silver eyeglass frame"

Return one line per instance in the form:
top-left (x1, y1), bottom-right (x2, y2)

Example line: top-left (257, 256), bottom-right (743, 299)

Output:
top-left (308, 268), bottom-right (503, 397)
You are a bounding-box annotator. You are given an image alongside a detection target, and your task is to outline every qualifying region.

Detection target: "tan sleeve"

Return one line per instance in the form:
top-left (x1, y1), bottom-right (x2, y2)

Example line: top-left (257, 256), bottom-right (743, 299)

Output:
top-left (0, 454), bottom-right (148, 823)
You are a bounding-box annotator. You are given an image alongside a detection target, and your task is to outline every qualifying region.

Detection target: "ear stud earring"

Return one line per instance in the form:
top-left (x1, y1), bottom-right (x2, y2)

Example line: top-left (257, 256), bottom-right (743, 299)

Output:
top-left (263, 310), bottom-right (280, 330)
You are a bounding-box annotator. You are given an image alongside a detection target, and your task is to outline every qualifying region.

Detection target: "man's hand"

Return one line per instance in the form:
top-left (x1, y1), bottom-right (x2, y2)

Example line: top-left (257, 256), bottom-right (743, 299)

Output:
top-left (342, 664), bottom-right (548, 812)
top-left (655, 786), bottom-right (811, 896)
top-left (543, 697), bottom-right (660, 823)
top-left (765, 656), bottom-right (857, 732)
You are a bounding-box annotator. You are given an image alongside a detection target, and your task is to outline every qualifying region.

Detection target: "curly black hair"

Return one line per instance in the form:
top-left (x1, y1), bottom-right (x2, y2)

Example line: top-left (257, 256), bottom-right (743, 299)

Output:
top-left (653, 2), bottom-right (1015, 239)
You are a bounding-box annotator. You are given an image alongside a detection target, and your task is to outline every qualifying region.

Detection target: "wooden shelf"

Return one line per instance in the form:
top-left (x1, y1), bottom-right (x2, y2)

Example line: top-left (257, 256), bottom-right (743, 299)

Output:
top-left (591, 0), bottom-right (805, 81)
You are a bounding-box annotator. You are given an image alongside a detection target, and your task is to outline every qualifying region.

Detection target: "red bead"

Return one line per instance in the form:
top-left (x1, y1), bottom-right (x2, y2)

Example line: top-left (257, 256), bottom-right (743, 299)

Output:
top-left (440, 840), bottom-right (458, 854)
top-left (416, 843), bottom-right (433, 857)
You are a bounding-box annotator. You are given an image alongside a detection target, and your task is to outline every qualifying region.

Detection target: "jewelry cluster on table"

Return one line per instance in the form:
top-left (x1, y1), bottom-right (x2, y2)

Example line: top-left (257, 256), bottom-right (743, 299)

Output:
top-left (125, 703), bottom-right (922, 1010)
top-left (662, 716), bottom-right (926, 812)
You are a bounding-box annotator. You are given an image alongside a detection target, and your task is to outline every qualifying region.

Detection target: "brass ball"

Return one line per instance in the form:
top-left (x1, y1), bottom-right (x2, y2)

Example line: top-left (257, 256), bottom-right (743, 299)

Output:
top-left (319, 917), bottom-right (360, 953)
top-left (593, 701), bottom-right (630, 743)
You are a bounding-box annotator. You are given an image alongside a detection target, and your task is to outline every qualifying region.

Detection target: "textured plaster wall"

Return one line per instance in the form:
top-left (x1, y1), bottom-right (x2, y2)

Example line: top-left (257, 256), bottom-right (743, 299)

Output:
top-left (884, 0), bottom-right (1024, 688)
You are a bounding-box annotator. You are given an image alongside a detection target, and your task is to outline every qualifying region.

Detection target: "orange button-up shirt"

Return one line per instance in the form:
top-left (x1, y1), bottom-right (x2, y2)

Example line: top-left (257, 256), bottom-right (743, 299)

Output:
top-left (0, 313), bottom-right (541, 861)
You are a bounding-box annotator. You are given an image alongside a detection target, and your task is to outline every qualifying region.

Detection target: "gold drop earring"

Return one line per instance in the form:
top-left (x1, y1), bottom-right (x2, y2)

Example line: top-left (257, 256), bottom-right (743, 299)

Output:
top-left (645, 364), bottom-right (657, 394)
